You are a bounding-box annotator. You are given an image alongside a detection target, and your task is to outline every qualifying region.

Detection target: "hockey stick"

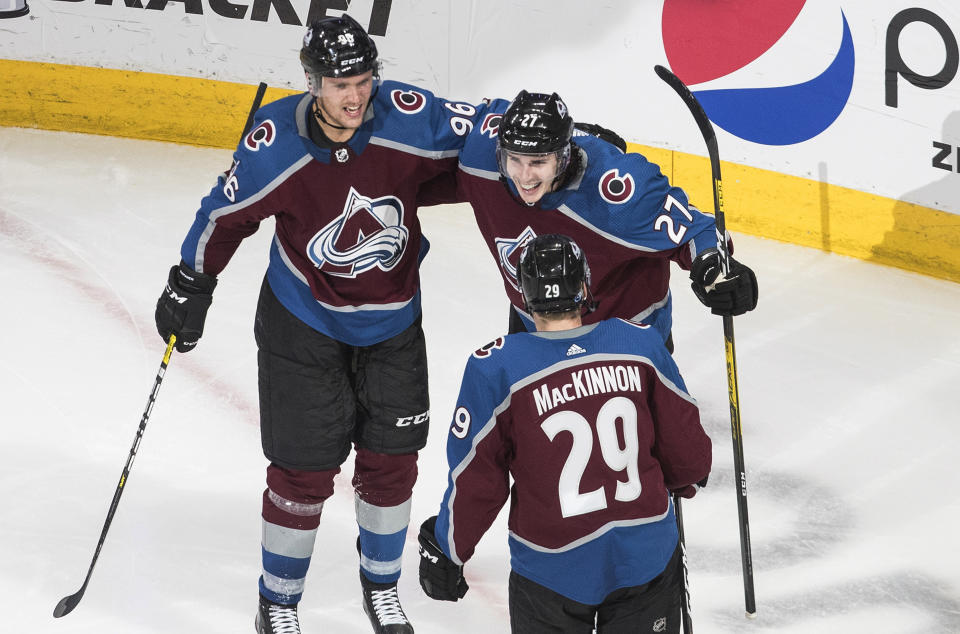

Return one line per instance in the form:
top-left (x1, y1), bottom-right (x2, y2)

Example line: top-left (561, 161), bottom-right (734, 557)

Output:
top-left (674, 494), bottom-right (693, 634)
top-left (53, 81), bottom-right (268, 618)
top-left (53, 335), bottom-right (177, 618)
top-left (654, 64), bottom-right (757, 618)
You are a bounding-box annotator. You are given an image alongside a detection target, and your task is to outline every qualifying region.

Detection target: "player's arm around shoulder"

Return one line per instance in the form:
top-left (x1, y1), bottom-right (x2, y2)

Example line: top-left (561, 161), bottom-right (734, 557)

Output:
top-left (459, 98), bottom-right (511, 172)
top-left (375, 79), bottom-right (494, 153)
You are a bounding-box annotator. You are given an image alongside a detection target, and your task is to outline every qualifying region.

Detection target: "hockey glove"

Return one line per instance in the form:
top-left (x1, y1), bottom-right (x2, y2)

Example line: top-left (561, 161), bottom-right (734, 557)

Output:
top-left (155, 262), bottom-right (217, 353)
top-left (418, 516), bottom-right (468, 602)
top-left (672, 475), bottom-right (709, 499)
top-left (574, 121), bottom-right (628, 153)
top-left (690, 249), bottom-right (758, 317)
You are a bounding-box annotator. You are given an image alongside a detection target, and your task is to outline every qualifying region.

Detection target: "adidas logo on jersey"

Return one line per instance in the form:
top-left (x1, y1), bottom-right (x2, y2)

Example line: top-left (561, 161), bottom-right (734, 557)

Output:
top-left (566, 343), bottom-right (586, 356)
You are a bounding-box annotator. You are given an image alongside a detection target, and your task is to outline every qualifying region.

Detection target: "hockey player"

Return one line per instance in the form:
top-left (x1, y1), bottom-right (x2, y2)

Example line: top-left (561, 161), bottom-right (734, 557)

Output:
top-left (422, 90), bottom-right (758, 348)
top-left (153, 14), bottom-right (489, 634)
top-left (417, 234), bottom-right (712, 633)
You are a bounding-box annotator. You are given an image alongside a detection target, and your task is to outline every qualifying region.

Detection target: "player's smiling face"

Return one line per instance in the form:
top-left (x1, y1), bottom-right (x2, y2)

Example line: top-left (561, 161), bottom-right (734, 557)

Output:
top-left (316, 71), bottom-right (374, 133)
top-left (504, 151), bottom-right (558, 204)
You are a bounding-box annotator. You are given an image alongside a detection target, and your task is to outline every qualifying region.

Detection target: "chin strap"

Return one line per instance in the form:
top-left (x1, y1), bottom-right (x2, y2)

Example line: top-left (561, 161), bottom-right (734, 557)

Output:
top-left (313, 100), bottom-right (351, 131)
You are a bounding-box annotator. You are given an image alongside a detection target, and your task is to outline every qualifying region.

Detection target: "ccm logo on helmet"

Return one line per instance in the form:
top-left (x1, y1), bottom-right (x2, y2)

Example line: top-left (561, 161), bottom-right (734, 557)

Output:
top-left (244, 120), bottom-right (276, 151)
top-left (598, 168), bottom-right (635, 204)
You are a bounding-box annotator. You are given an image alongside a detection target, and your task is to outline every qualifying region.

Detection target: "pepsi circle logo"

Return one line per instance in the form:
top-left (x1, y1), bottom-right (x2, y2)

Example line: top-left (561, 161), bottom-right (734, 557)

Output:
top-left (662, 1), bottom-right (855, 145)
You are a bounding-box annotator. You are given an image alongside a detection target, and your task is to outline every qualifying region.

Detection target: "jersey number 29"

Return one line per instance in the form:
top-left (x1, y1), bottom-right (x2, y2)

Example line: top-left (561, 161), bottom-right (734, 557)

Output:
top-left (541, 396), bottom-right (642, 518)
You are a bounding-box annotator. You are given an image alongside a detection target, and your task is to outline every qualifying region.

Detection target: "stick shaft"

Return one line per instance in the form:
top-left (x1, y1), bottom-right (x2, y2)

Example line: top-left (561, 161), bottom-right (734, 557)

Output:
top-left (54, 81), bottom-right (270, 618)
top-left (654, 64), bottom-right (756, 616)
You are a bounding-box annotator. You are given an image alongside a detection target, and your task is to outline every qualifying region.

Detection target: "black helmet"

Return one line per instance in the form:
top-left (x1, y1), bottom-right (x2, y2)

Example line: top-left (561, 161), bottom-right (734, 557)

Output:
top-left (300, 14), bottom-right (380, 89)
top-left (518, 234), bottom-right (591, 314)
top-left (497, 91), bottom-right (574, 178)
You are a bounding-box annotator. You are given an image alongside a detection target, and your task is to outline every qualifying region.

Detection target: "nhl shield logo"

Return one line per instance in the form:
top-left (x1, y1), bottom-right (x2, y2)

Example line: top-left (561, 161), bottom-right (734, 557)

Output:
top-left (307, 187), bottom-right (409, 278)
top-left (334, 147), bottom-right (349, 163)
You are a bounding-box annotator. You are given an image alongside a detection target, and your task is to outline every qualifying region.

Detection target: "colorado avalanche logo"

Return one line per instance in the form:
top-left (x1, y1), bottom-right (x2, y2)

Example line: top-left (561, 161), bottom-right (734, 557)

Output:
top-left (244, 120), bottom-right (276, 151)
top-left (495, 226), bottom-right (537, 291)
top-left (307, 187), bottom-right (409, 278)
top-left (598, 168), bottom-right (635, 204)
top-left (473, 337), bottom-right (504, 359)
top-left (391, 89), bottom-right (426, 114)
top-left (480, 113), bottom-right (502, 138)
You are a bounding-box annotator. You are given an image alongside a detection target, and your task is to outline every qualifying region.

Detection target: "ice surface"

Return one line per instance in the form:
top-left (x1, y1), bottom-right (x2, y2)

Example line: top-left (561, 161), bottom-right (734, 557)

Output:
top-left (2, 127), bottom-right (959, 633)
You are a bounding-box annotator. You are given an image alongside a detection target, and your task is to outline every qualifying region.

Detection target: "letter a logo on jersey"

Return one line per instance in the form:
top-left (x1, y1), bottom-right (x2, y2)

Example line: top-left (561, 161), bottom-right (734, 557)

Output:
top-left (307, 187), bottom-right (409, 278)
top-left (495, 226), bottom-right (537, 291)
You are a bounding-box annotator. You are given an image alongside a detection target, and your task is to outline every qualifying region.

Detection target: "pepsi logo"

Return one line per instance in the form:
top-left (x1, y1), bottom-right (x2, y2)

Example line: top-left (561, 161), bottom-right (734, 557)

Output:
top-left (662, 1), bottom-right (855, 145)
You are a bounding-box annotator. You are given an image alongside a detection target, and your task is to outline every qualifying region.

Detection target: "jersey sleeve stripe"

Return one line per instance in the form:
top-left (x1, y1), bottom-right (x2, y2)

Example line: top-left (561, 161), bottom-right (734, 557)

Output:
top-left (444, 391), bottom-right (514, 566)
top-left (555, 203), bottom-right (658, 252)
top-left (368, 136), bottom-right (461, 159)
top-left (191, 154), bottom-right (313, 271)
top-left (459, 163), bottom-right (500, 181)
top-left (627, 289), bottom-right (670, 323)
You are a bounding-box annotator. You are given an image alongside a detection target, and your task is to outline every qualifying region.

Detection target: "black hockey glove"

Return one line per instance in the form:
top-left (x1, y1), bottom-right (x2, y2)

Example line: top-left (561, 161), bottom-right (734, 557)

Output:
top-left (418, 516), bottom-right (468, 602)
top-left (690, 249), bottom-right (758, 317)
top-left (155, 262), bottom-right (217, 353)
top-left (672, 475), bottom-right (709, 500)
top-left (574, 121), bottom-right (628, 153)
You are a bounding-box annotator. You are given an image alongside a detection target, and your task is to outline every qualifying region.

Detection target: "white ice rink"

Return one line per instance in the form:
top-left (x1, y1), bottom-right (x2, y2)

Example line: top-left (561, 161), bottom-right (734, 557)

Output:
top-left (2, 126), bottom-right (960, 633)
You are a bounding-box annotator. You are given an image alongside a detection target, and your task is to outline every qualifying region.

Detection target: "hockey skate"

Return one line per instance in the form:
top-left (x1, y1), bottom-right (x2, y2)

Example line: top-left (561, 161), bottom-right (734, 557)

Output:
top-left (360, 573), bottom-right (414, 633)
top-left (255, 594), bottom-right (301, 634)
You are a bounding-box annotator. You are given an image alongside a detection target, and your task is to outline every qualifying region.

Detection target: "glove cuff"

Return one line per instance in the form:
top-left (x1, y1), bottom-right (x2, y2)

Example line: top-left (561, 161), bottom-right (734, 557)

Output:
top-left (175, 261), bottom-right (218, 294)
top-left (690, 248), bottom-right (723, 285)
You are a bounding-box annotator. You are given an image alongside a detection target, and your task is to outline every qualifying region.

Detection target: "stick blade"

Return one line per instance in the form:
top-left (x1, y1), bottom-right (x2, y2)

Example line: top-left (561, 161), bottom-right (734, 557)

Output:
top-left (652, 64), bottom-right (717, 148)
top-left (653, 64), bottom-right (673, 83)
top-left (53, 591), bottom-right (83, 618)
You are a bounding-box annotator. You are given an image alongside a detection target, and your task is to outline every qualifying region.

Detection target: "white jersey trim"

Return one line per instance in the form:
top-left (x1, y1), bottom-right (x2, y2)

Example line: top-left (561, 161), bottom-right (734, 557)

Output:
top-left (193, 153), bottom-right (314, 272)
top-left (460, 163), bottom-right (500, 181)
top-left (368, 136), bottom-right (460, 160)
top-left (555, 203), bottom-right (658, 252)
top-left (508, 504), bottom-right (671, 554)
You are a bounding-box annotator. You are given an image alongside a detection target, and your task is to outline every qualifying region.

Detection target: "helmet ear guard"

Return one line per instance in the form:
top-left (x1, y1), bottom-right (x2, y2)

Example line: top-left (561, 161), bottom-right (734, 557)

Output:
top-left (518, 234), bottom-right (592, 315)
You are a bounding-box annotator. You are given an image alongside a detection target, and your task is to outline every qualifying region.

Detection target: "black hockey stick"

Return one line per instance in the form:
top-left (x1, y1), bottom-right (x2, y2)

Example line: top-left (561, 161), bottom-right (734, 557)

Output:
top-left (53, 81), bottom-right (268, 619)
top-left (53, 335), bottom-right (177, 618)
top-left (654, 64), bottom-right (757, 618)
top-left (674, 494), bottom-right (693, 634)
